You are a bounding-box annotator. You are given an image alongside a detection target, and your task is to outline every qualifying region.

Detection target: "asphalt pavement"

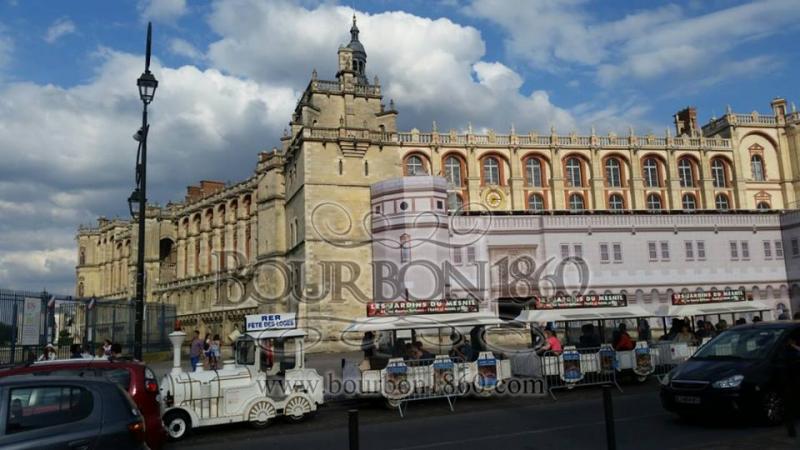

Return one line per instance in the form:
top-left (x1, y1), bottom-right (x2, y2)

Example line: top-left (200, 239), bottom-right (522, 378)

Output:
top-left (167, 381), bottom-right (799, 450)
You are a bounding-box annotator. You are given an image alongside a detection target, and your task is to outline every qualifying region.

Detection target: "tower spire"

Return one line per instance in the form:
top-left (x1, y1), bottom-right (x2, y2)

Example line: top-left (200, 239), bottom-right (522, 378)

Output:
top-left (350, 14), bottom-right (360, 42)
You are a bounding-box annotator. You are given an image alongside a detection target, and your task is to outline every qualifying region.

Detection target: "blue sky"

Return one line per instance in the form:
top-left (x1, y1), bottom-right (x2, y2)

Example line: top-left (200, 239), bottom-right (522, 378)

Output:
top-left (0, 0), bottom-right (798, 294)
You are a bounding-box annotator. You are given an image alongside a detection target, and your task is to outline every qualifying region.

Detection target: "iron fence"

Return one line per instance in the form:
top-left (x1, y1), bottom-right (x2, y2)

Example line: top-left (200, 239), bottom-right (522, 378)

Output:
top-left (0, 288), bottom-right (175, 366)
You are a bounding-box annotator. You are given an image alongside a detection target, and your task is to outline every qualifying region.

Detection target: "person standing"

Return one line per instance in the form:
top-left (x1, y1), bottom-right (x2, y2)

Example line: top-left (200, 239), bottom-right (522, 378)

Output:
top-left (209, 334), bottom-right (221, 370)
top-left (38, 343), bottom-right (56, 361)
top-left (102, 339), bottom-right (112, 357)
top-left (190, 330), bottom-right (203, 372)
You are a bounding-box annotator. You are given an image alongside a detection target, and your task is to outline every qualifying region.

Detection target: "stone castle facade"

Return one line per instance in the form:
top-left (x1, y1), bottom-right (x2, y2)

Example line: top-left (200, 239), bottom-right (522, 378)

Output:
top-left (76, 18), bottom-right (800, 347)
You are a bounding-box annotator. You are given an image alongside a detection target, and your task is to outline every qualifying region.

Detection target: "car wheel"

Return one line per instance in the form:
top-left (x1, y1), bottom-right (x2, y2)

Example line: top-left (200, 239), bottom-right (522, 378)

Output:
top-left (760, 390), bottom-right (785, 425)
top-left (164, 410), bottom-right (191, 441)
top-left (248, 400), bottom-right (276, 429)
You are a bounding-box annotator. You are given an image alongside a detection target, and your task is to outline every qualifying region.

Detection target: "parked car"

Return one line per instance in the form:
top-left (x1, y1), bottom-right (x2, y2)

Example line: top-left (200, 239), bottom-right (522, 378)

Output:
top-left (0, 376), bottom-right (147, 449)
top-left (660, 321), bottom-right (800, 424)
top-left (0, 358), bottom-right (165, 449)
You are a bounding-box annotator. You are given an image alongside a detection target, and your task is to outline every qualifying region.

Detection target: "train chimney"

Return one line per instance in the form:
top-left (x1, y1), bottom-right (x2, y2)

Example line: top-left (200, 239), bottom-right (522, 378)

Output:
top-left (169, 331), bottom-right (187, 375)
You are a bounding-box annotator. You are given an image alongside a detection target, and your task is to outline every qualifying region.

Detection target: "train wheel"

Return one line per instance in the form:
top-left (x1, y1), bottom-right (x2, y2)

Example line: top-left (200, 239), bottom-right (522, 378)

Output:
top-left (284, 395), bottom-right (313, 422)
top-left (384, 397), bottom-right (403, 409)
top-left (164, 410), bottom-right (192, 441)
top-left (248, 400), bottom-right (276, 429)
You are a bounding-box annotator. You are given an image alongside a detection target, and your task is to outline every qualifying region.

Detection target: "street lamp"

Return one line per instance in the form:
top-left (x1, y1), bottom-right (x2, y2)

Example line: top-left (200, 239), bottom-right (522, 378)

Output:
top-left (131, 22), bottom-right (158, 361)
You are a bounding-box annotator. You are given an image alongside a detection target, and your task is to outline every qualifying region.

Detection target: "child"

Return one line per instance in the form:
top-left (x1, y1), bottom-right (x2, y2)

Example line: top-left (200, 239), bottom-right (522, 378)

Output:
top-left (209, 334), bottom-right (221, 369)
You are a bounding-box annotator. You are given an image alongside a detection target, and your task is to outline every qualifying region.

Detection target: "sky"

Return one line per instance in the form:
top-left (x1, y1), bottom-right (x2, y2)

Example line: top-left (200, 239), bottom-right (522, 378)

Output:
top-left (0, 0), bottom-right (798, 294)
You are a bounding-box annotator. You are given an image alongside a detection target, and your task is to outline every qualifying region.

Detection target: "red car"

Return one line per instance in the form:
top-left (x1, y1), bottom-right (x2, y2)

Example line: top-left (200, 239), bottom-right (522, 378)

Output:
top-left (0, 358), bottom-right (166, 450)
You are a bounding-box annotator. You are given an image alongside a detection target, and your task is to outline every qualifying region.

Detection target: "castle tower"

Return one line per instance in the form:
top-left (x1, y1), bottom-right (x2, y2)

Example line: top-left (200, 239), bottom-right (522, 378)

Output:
top-left (337, 15), bottom-right (368, 85)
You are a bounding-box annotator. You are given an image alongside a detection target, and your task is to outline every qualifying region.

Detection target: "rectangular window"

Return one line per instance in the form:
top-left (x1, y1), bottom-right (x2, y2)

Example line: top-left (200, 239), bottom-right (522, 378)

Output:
top-left (684, 241), bottom-right (694, 260)
top-left (730, 241), bottom-right (738, 259)
top-left (792, 239), bottom-right (799, 257)
top-left (612, 243), bottom-right (622, 262)
top-left (648, 242), bottom-right (657, 260)
top-left (452, 247), bottom-right (462, 265)
top-left (573, 244), bottom-right (583, 258)
top-left (763, 241), bottom-right (772, 259)
top-left (7, 386), bottom-right (93, 434)
top-left (741, 241), bottom-right (750, 260)
top-left (660, 241), bottom-right (670, 260)
top-left (561, 244), bottom-right (569, 259)
top-left (466, 246), bottom-right (476, 263)
top-left (599, 243), bottom-right (609, 263)
top-left (775, 240), bottom-right (784, 258)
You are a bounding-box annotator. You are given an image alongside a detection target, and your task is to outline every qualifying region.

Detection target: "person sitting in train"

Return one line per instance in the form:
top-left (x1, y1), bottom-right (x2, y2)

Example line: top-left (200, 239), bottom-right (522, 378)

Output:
top-left (612, 323), bottom-right (635, 351)
top-left (449, 333), bottom-right (474, 362)
top-left (413, 341), bottom-right (435, 363)
top-left (538, 328), bottom-right (563, 355)
top-left (673, 324), bottom-right (697, 345)
top-left (577, 324), bottom-right (601, 350)
top-left (637, 319), bottom-right (652, 343)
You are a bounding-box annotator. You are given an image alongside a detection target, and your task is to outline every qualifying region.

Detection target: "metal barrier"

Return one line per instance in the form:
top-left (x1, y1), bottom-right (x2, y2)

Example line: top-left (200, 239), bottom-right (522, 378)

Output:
top-left (380, 356), bottom-right (468, 417)
top-left (540, 346), bottom-right (622, 399)
top-left (650, 341), bottom-right (699, 381)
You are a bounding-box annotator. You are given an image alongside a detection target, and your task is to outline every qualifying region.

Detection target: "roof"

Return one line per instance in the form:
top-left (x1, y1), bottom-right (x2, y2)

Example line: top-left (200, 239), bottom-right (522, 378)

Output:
top-left (514, 304), bottom-right (654, 323)
top-left (0, 375), bottom-right (117, 387)
top-left (245, 329), bottom-right (307, 339)
top-left (344, 312), bottom-right (505, 332)
top-left (656, 300), bottom-right (774, 317)
top-left (347, 15), bottom-right (365, 55)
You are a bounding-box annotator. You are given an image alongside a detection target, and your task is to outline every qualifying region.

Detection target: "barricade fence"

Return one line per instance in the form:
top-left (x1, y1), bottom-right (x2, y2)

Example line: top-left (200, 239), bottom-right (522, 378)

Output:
top-left (0, 288), bottom-right (175, 366)
top-left (538, 348), bottom-right (622, 398)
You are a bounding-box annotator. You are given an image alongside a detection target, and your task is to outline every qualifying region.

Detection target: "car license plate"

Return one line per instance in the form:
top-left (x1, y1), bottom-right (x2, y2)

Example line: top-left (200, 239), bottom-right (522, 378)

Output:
top-left (675, 395), bottom-right (700, 405)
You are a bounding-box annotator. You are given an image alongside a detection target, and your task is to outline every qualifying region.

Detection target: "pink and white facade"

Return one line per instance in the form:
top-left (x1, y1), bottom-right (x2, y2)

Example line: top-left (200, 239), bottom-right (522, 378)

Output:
top-left (371, 176), bottom-right (796, 319)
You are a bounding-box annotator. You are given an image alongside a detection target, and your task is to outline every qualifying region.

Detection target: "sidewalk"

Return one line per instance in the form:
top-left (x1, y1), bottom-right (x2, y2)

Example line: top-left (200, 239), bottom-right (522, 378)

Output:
top-left (681, 429), bottom-right (798, 449)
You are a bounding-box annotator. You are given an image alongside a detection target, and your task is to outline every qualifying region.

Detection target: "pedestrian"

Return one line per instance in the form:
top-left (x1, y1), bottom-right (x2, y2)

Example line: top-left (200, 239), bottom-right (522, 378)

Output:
top-left (752, 316), bottom-right (762, 323)
top-left (209, 334), bottom-right (221, 370)
top-left (38, 343), bottom-right (56, 361)
top-left (203, 333), bottom-right (212, 369)
top-left (102, 339), bottom-right (112, 357)
top-left (190, 330), bottom-right (203, 371)
top-left (70, 344), bottom-right (83, 359)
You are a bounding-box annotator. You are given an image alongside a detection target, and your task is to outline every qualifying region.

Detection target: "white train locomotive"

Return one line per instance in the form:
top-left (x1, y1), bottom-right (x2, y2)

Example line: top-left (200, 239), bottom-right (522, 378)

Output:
top-left (160, 313), bottom-right (324, 440)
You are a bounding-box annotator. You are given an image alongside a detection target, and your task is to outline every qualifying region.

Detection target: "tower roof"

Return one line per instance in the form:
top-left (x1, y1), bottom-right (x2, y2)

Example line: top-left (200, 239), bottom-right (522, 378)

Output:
top-left (347, 15), bottom-right (366, 55)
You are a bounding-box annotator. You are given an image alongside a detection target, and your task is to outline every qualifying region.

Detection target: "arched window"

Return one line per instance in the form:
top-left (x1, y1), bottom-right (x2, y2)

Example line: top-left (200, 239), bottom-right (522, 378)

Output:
top-left (528, 193), bottom-right (545, 212)
top-left (405, 155), bottom-right (427, 176)
top-left (483, 157), bottom-right (500, 185)
top-left (400, 234), bottom-right (411, 263)
top-left (608, 193), bottom-right (624, 211)
top-left (605, 158), bottom-right (622, 187)
top-left (682, 193), bottom-right (697, 210)
top-left (711, 158), bottom-right (728, 188)
top-left (757, 201), bottom-right (771, 210)
top-left (525, 158), bottom-right (543, 187)
top-left (678, 158), bottom-right (694, 188)
top-left (79, 247), bottom-right (86, 265)
top-left (642, 158), bottom-right (661, 188)
top-left (447, 192), bottom-right (463, 212)
top-left (568, 193), bottom-right (585, 211)
top-left (751, 155), bottom-right (765, 181)
top-left (715, 193), bottom-right (730, 210)
top-left (646, 193), bottom-right (662, 211)
top-left (565, 157), bottom-right (583, 187)
top-left (444, 156), bottom-right (463, 187)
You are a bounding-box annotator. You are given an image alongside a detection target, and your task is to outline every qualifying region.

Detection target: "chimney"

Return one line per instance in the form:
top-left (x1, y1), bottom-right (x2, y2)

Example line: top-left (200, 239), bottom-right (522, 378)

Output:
top-left (199, 180), bottom-right (225, 197)
top-left (674, 107), bottom-right (699, 137)
top-left (185, 185), bottom-right (203, 203)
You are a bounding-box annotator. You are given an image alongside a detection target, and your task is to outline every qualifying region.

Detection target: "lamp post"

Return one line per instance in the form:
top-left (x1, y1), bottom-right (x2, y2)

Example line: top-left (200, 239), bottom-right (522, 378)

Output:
top-left (129, 22), bottom-right (158, 361)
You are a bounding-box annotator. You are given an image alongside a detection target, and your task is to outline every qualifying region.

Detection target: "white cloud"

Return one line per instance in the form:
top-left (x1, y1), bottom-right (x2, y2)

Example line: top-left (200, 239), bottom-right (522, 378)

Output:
top-left (44, 17), bottom-right (76, 44)
top-left (138, 0), bottom-right (187, 23)
top-left (467, 0), bottom-right (800, 86)
top-left (169, 38), bottom-right (203, 61)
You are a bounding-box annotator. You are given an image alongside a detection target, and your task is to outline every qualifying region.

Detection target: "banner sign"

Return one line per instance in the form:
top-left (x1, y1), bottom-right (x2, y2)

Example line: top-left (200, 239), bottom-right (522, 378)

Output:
top-left (366, 298), bottom-right (479, 317)
top-left (20, 297), bottom-right (42, 346)
top-left (245, 313), bottom-right (297, 332)
top-left (671, 289), bottom-right (745, 306)
top-left (533, 294), bottom-right (627, 310)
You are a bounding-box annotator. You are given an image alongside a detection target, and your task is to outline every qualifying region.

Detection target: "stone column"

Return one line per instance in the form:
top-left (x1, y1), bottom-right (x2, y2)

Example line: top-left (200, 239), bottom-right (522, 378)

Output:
top-left (550, 150), bottom-right (565, 209)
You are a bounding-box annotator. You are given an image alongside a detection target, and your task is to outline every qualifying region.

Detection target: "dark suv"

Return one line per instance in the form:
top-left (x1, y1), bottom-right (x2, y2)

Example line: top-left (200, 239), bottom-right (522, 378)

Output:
top-left (0, 359), bottom-right (165, 449)
top-left (0, 376), bottom-right (147, 449)
top-left (660, 322), bottom-right (800, 424)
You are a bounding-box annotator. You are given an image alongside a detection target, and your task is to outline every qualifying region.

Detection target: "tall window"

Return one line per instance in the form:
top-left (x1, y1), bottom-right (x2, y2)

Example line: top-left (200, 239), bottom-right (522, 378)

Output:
top-left (405, 155), bottom-right (426, 176)
top-left (79, 248), bottom-right (86, 265)
top-left (642, 158), bottom-right (660, 188)
top-left (605, 158), bottom-right (622, 187)
top-left (711, 159), bottom-right (727, 188)
top-left (565, 157), bottom-right (582, 187)
top-left (447, 193), bottom-right (463, 212)
top-left (526, 158), bottom-right (543, 187)
top-left (678, 158), bottom-right (694, 188)
top-left (528, 193), bottom-right (545, 212)
top-left (400, 234), bottom-right (411, 263)
top-left (444, 156), bottom-right (463, 187)
top-left (646, 193), bottom-right (662, 211)
top-left (568, 193), bottom-right (585, 211)
top-left (608, 193), bottom-right (624, 211)
top-left (682, 193), bottom-right (697, 210)
top-left (483, 157), bottom-right (500, 185)
top-left (751, 155), bottom-right (765, 181)
top-left (757, 201), bottom-right (770, 210)
top-left (715, 193), bottom-right (730, 210)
